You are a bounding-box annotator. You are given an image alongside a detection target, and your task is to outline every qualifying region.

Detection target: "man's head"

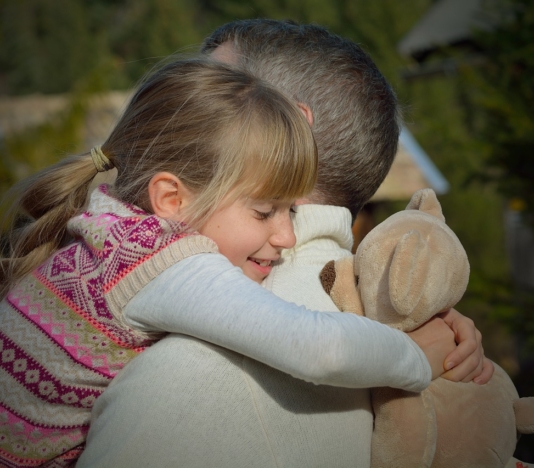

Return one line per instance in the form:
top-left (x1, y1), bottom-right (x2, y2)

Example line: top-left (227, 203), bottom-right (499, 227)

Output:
top-left (202, 19), bottom-right (400, 217)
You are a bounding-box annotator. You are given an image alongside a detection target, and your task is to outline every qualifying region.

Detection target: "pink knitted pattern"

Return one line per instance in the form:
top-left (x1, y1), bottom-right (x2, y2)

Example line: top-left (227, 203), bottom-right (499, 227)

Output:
top-left (0, 185), bottom-right (216, 467)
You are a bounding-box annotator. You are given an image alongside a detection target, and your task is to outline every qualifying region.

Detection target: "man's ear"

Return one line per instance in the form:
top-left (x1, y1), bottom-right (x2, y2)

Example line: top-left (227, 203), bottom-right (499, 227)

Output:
top-left (148, 172), bottom-right (194, 219)
top-left (297, 102), bottom-right (314, 127)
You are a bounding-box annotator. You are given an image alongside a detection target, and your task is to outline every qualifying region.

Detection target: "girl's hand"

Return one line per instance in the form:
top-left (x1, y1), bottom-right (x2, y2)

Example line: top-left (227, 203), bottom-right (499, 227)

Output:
top-left (438, 308), bottom-right (494, 384)
top-left (407, 317), bottom-right (456, 380)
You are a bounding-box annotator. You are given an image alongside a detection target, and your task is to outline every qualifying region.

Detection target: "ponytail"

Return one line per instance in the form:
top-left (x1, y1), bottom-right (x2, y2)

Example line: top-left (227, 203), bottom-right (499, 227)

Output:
top-left (0, 150), bottom-right (113, 298)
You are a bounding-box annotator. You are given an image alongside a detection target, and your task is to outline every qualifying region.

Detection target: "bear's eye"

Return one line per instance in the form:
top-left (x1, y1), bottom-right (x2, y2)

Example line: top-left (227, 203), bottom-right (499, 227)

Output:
top-left (355, 275), bottom-right (359, 286)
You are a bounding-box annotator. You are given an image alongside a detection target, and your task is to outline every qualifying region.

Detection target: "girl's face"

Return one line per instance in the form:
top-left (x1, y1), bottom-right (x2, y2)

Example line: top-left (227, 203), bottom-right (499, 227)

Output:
top-left (199, 197), bottom-right (297, 283)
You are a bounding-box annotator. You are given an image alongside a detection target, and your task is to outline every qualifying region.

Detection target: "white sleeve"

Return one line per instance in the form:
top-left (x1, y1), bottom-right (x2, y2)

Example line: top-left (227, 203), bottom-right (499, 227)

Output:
top-left (124, 253), bottom-right (431, 392)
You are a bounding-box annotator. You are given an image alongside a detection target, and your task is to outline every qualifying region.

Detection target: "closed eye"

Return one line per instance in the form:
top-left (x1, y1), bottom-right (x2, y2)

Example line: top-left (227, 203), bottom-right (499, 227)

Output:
top-left (254, 210), bottom-right (275, 220)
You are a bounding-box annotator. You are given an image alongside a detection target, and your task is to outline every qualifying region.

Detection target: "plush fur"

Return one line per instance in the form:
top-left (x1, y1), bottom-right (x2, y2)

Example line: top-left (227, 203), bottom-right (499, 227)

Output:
top-left (320, 188), bottom-right (534, 468)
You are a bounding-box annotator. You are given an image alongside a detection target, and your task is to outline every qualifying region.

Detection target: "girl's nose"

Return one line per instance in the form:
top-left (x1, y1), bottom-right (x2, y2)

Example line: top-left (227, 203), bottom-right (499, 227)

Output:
top-left (270, 212), bottom-right (296, 249)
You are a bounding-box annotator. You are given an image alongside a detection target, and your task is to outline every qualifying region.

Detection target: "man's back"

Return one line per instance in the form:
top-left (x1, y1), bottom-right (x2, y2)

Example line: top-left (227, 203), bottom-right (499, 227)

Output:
top-left (245, 204), bottom-right (374, 467)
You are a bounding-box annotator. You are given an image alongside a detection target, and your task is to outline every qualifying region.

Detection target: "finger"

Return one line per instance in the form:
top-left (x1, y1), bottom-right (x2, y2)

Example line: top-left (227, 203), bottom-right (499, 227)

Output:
top-left (443, 333), bottom-right (479, 373)
top-left (473, 358), bottom-right (495, 385)
top-left (439, 309), bottom-right (481, 371)
top-left (439, 309), bottom-right (477, 345)
top-left (442, 337), bottom-right (484, 381)
top-left (439, 308), bottom-right (490, 382)
top-left (441, 351), bottom-right (484, 382)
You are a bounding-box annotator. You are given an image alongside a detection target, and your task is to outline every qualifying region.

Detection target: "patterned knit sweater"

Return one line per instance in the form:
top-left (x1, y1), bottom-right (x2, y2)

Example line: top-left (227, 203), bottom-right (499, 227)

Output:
top-left (0, 185), bottom-right (217, 467)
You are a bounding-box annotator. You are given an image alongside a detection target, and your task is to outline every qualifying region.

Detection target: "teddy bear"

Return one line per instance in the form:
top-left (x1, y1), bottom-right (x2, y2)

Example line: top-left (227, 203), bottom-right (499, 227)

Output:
top-left (320, 188), bottom-right (534, 468)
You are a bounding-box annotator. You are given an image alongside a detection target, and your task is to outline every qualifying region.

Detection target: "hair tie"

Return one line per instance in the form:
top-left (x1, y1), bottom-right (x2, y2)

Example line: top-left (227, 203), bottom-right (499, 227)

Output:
top-left (90, 146), bottom-right (113, 172)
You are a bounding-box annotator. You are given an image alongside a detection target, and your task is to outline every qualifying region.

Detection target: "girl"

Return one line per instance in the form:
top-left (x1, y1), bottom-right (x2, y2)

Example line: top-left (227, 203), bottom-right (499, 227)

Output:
top-left (0, 59), bottom-right (443, 467)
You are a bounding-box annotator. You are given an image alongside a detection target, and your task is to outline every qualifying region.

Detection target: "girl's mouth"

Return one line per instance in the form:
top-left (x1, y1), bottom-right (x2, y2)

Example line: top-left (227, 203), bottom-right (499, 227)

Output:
top-left (244, 257), bottom-right (278, 282)
top-left (249, 258), bottom-right (272, 267)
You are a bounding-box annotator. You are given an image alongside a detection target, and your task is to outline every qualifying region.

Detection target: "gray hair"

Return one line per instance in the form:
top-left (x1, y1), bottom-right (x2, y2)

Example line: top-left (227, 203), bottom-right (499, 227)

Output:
top-left (202, 19), bottom-right (400, 217)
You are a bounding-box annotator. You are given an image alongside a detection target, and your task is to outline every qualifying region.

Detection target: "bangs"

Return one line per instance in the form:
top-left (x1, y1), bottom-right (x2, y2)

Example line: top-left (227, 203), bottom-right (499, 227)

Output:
top-left (180, 80), bottom-right (318, 229)
top-left (230, 102), bottom-right (318, 202)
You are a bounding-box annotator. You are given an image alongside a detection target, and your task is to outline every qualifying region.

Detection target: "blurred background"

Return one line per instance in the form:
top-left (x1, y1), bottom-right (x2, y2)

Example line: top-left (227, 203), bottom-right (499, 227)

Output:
top-left (0, 0), bottom-right (533, 459)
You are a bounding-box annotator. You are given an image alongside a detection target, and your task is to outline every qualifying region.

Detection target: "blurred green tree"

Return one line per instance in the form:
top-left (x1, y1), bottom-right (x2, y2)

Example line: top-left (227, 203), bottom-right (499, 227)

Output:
top-left (0, 0), bottom-right (207, 95)
top-left (0, 0), bottom-right (109, 94)
top-left (463, 0), bottom-right (534, 228)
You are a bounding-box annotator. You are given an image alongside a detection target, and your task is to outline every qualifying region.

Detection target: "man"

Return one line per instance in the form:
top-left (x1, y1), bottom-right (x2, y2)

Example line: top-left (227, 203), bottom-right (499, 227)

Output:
top-left (78, 20), bottom-right (490, 467)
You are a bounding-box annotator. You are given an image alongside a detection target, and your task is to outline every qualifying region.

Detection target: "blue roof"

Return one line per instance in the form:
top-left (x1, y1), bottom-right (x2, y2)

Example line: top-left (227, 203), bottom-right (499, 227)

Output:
top-left (400, 126), bottom-right (450, 194)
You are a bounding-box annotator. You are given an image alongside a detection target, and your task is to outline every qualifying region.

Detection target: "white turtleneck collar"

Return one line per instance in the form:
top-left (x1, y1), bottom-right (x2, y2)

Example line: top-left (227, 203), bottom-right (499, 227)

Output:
top-left (283, 204), bottom-right (354, 257)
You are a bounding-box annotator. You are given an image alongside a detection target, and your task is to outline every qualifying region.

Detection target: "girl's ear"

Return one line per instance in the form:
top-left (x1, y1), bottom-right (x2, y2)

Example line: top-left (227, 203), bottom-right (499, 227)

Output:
top-left (148, 172), bottom-right (194, 219)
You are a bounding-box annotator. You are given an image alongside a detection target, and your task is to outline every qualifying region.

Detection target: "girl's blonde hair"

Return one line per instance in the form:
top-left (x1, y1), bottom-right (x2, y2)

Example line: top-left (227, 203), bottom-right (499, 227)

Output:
top-left (0, 59), bottom-right (317, 298)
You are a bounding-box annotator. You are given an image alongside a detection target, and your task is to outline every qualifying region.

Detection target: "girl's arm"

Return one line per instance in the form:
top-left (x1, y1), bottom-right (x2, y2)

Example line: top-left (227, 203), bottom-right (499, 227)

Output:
top-left (124, 253), bottom-right (432, 392)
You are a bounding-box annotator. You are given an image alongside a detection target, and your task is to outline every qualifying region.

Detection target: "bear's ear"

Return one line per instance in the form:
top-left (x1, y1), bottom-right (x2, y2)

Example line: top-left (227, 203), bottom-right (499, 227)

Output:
top-left (389, 230), bottom-right (430, 316)
top-left (320, 257), bottom-right (365, 315)
top-left (321, 261), bottom-right (337, 295)
top-left (406, 189), bottom-right (445, 222)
